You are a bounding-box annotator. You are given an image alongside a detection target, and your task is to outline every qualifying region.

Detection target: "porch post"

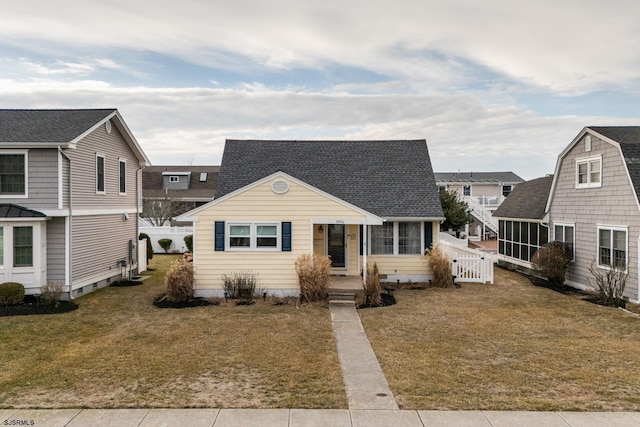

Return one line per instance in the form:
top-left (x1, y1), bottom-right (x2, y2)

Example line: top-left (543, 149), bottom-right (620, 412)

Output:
top-left (362, 224), bottom-right (368, 284)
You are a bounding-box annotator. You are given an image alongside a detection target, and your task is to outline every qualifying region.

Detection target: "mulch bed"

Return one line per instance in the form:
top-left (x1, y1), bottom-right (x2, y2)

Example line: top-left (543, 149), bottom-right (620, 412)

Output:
top-left (153, 294), bottom-right (214, 308)
top-left (358, 292), bottom-right (397, 309)
top-left (0, 296), bottom-right (78, 317)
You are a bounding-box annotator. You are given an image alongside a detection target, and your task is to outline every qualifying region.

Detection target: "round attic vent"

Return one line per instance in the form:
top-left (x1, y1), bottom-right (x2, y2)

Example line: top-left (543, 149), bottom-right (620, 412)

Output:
top-left (105, 120), bottom-right (112, 134)
top-left (272, 180), bottom-right (289, 194)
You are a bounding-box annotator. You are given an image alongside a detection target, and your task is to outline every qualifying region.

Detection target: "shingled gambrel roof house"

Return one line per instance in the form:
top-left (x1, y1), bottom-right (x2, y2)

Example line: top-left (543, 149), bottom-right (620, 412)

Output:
top-left (546, 126), bottom-right (640, 303)
top-left (0, 109), bottom-right (150, 298)
top-left (492, 175), bottom-right (553, 270)
top-left (178, 139), bottom-right (444, 297)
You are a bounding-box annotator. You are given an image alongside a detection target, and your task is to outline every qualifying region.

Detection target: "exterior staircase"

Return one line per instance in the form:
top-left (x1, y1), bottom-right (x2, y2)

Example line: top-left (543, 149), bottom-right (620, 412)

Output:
top-left (463, 196), bottom-right (499, 235)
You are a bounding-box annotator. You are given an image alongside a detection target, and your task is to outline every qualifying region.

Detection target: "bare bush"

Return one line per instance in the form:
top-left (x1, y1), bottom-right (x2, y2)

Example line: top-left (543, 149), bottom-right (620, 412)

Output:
top-left (588, 260), bottom-right (627, 307)
top-left (363, 263), bottom-right (382, 306)
top-left (531, 241), bottom-right (571, 287)
top-left (221, 272), bottom-right (258, 300)
top-left (295, 253), bottom-right (330, 303)
top-left (40, 282), bottom-right (65, 307)
top-left (164, 259), bottom-right (194, 302)
top-left (424, 244), bottom-right (452, 287)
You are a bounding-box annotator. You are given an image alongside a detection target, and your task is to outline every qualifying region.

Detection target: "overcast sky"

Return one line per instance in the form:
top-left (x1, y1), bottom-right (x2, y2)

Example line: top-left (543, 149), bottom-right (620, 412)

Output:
top-left (1, 0), bottom-right (639, 179)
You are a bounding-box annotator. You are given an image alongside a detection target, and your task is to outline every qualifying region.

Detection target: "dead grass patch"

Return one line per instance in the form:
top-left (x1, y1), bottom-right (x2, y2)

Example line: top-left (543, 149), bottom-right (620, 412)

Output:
top-left (359, 267), bottom-right (640, 411)
top-left (0, 255), bottom-right (346, 409)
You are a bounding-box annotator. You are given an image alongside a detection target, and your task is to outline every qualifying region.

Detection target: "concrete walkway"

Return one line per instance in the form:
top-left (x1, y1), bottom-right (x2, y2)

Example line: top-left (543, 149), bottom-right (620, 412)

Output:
top-left (3, 408), bottom-right (640, 426)
top-left (329, 303), bottom-right (399, 410)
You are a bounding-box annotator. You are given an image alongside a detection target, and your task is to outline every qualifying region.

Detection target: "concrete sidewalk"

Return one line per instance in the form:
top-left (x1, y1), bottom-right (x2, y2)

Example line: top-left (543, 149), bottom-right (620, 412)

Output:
top-left (3, 408), bottom-right (640, 426)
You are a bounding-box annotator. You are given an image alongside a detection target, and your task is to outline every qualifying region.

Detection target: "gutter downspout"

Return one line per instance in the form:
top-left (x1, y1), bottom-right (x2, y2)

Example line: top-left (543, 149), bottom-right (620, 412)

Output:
top-left (59, 147), bottom-right (73, 300)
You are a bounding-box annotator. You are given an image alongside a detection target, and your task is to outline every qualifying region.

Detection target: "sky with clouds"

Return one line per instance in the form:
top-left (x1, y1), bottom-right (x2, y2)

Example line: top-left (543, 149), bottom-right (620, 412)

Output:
top-left (1, 0), bottom-right (639, 179)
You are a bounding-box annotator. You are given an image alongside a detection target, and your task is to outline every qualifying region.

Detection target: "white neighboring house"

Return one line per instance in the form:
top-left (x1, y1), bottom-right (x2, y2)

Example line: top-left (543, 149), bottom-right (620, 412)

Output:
top-left (435, 171), bottom-right (524, 240)
top-left (0, 109), bottom-right (150, 298)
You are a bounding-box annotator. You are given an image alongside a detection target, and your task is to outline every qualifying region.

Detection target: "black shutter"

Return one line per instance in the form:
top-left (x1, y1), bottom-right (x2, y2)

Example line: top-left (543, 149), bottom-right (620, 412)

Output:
top-left (424, 222), bottom-right (433, 251)
top-left (214, 221), bottom-right (225, 251)
top-left (282, 222), bottom-right (292, 251)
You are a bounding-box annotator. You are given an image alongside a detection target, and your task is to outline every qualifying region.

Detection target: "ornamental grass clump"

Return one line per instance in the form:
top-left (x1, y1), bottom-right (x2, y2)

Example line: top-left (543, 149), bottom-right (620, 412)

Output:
top-left (221, 272), bottom-right (258, 300)
top-left (363, 263), bottom-right (382, 307)
top-left (295, 253), bottom-right (331, 303)
top-left (424, 244), bottom-right (452, 287)
top-left (40, 282), bottom-right (65, 307)
top-left (164, 259), bottom-right (194, 302)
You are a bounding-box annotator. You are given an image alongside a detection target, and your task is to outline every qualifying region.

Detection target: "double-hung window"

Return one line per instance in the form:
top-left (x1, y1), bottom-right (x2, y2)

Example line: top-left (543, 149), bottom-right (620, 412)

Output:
top-left (463, 185), bottom-right (471, 196)
top-left (228, 223), bottom-right (279, 250)
top-left (96, 154), bottom-right (105, 193)
top-left (370, 222), bottom-right (394, 255)
top-left (119, 159), bottom-right (126, 194)
top-left (576, 156), bottom-right (602, 188)
top-left (13, 226), bottom-right (33, 267)
top-left (554, 224), bottom-right (575, 261)
top-left (370, 222), bottom-right (422, 255)
top-left (598, 226), bottom-right (627, 269)
top-left (0, 152), bottom-right (27, 196)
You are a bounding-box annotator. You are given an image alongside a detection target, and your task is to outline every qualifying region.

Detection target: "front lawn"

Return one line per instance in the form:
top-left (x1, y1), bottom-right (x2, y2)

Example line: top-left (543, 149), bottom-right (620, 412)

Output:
top-left (0, 255), bottom-right (346, 409)
top-left (359, 267), bottom-right (640, 411)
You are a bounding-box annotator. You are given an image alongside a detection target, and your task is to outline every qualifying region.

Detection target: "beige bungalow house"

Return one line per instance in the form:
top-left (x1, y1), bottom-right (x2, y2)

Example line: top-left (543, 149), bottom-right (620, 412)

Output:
top-left (178, 139), bottom-right (444, 297)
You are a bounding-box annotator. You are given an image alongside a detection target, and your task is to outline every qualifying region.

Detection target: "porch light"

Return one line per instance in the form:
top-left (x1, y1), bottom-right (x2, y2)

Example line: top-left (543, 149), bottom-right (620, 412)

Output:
top-left (318, 225), bottom-right (324, 232)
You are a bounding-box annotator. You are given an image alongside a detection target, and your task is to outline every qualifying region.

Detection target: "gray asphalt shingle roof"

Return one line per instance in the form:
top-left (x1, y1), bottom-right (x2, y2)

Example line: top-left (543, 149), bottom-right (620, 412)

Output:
top-left (434, 171), bottom-right (524, 183)
top-left (492, 175), bottom-right (553, 220)
top-left (143, 166), bottom-right (220, 200)
top-left (0, 109), bottom-right (115, 143)
top-left (589, 126), bottom-right (640, 202)
top-left (216, 139), bottom-right (444, 219)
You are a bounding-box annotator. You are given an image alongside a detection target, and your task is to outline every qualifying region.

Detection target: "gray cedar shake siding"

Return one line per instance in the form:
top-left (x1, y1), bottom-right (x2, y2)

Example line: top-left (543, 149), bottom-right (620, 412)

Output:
top-left (548, 132), bottom-right (640, 302)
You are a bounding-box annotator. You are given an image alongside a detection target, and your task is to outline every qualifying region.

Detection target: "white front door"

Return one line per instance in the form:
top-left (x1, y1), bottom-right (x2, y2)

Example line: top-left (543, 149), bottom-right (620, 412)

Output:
top-left (0, 222), bottom-right (46, 293)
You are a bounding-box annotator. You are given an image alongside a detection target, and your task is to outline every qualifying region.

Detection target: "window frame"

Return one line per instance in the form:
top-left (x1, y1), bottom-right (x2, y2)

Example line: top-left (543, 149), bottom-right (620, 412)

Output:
top-left (463, 185), bottom-right (471, 196)
top-left (597, 225), bottom-right (628, 270)
top-left (576, 155), bottom-right (602, 189)
top-left (553, 223), bottom-right (575, 261)
top-left (13, 226), bottom-right (33, 268)
top-left (498, 219), bottom-right (549, 263)
top-left (502, 185), bottom-right (512, 197)
top-left (369, 221), bottom-right (423, 256)
top-left (118, 158), bottom-right (127, 195)
top-left (226, 222), bottom-right (280, 251)
top-left (96, 153), bottom-right (106, 194)
top-left (0, 150), bottom-right (28, 198)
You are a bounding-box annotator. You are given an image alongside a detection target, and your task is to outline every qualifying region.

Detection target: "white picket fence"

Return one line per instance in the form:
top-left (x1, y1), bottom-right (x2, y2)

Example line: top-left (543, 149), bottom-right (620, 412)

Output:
top-left (439, 240), bottom-right (494, 284)
top-left (139, 226), bottom-right (193, 254)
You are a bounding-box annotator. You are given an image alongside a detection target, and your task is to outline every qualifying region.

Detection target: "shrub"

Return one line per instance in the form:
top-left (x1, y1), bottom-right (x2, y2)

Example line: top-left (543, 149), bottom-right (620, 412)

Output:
top-left (363, 263), bottom-right (382, 306)
top-left (424, 244), bottom-right (452, 287)
top-left (139, 233), bottom-right (153, 261)
top-left (295, 253), bottom-right (331, 303)
top-left (0, 282), bottom-right (25, 306)
top-left (184, 234), bottom-right (193, 253)
top-left (221, 272), bottom-right (258, 300)
top-left (531, 241), bottom-right (571, 287)
top-left (158, 238), bottom-right (172, 253)
top-left (40, 282), bottom-right (65, 307)
top-left (164, 259), bottom-right (194, 302)
top-left (588, 260), bottom-right (628, 307)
